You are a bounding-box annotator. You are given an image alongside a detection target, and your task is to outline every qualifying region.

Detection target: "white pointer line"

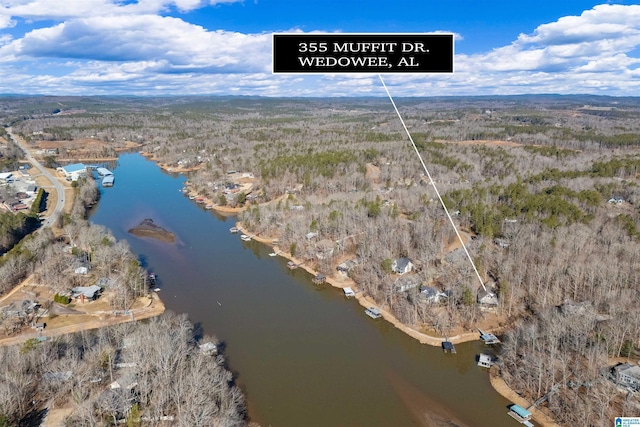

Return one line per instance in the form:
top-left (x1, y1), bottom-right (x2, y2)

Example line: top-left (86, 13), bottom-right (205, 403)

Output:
top-left (378, 75), bottom-right (487, 293)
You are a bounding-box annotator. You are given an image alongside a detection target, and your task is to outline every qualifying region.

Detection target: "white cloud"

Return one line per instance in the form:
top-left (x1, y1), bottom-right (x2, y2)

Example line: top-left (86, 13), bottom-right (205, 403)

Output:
top-left (0, 15), bottom-right (272, 72)
top-left (0, 0), bottom-right (242, 21)
top-left (0, 3), bottom-right (639, 96)
top-left (0, 13), bottom-right (15, 29)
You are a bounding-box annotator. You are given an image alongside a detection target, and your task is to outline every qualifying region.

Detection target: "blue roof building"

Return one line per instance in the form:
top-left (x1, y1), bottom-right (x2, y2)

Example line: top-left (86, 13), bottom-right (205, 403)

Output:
top-left (508, 404), bottom-right (532, 422)
top-left (57, 163), bottom-right (87, 180)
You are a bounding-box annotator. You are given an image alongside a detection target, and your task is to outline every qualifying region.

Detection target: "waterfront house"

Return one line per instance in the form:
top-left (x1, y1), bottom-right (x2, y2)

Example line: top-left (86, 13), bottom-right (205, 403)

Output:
top-left (71, 285), bottom-right (101, 300)
top-left (613, 363), bottom-right (640, 390)
top-left (391, 257), bottom-right (413, 275)
top-left (315, 239), bottom-right (335, 260)
top-left (419, 285), bottom-right (449, 303)
top-left (478, 290), bottom-right (499, 306)
top-left (337, 258), bottom-right (360, 274)
top-left (57, 163), bottom-right (87, 181)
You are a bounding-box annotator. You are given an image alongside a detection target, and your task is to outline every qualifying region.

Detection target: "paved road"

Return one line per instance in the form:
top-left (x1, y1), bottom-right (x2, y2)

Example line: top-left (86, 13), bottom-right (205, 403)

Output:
top-left (5, 127), bottom-right (65, 228)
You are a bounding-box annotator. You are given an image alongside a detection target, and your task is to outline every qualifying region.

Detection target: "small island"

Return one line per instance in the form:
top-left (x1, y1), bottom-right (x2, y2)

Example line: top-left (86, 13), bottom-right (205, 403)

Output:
top-left (128, 218), bottom-right (176, 243)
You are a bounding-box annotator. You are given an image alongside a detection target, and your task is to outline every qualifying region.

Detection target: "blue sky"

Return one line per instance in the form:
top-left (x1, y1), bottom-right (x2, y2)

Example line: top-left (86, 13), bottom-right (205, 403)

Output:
top-left (0, 0), bottom-right (639, 96)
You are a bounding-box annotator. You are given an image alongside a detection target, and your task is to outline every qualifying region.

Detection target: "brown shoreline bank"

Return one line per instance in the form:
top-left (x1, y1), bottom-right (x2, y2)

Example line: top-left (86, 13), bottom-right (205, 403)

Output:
top-left (233, 221), bottom-right (561, 427)
top-left (128, 218), bottom-right (176, 243)
top-left (146, 155), bottom-right (561, 427)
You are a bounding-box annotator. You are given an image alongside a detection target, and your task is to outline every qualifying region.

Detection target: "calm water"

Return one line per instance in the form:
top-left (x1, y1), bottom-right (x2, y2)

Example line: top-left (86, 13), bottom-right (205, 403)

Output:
top-left (90, 153), bottom-right (517, 427)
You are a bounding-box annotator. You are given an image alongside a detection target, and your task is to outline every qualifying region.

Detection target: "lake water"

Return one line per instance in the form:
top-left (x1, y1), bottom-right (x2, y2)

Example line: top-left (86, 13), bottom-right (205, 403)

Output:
top-left (90, 153), bottom-right (518, 427)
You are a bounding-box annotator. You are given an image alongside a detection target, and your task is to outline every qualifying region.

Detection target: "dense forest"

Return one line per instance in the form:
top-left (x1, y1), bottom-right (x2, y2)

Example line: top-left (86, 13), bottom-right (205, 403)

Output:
top-left (0, 155), bottom-right (247, 425)
top-left (2, 95), bottom-right (640, 426)
top-left (0, 313), bottom-right (246, 426)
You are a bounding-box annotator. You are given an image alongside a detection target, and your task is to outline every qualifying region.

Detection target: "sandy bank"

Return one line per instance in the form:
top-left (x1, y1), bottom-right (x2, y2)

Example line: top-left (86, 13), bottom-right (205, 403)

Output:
top-left (235, 222), bottom-right (481, 347)
top-left (489, 367), bottom-right (561, 427)
top-left (128, 218), bottom-right (176, 243)
top-left (234, 221), bottom-right (559, 427)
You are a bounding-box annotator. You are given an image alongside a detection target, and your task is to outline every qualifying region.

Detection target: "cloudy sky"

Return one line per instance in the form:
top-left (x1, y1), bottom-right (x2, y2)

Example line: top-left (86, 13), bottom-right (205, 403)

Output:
top-left (0, 0), bottom-right (639, 97)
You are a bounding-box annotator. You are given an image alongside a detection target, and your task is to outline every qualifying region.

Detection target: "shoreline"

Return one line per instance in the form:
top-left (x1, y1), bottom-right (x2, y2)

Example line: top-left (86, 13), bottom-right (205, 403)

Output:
top-left (141, 153), bottom-right (562, 427)
top-left (489, 367), bottom-right (561, 427)
top-left (235, 222), bottom-right (482, 347)
top-left (234, 221), bottom-right (561, 427)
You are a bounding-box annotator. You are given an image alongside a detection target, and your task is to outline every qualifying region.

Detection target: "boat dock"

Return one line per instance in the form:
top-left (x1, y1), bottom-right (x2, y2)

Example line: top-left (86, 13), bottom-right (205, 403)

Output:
top-left (102, 175), bottom-right (115, 187)
top-left (477, 353), bottom-right (494, 368)
top-left (312, 274), bottom-right (326, 284)
top-left (365, 307), bottom-right (382, 319)
top-left (507, 404), bottom-right (534, 426)
top-left (343, 287), bottom-right (355, 298)
top-left (479, 329), bottom-right (501, 344)
top-left (442, 332), bottom-right (456, 354)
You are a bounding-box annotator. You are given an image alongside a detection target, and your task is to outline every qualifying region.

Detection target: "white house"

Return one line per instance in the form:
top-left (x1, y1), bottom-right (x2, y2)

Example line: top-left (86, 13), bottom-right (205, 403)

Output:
top-left (57, 163), bottom-right (87, 181)
top-left (614, 363), bottom-right (640, 390)
top-left (478, 290), bottom-right (499, 306)
top-left (392, 257), bottom-right (413, 275)
top-left (419, 286), bottom-right (449, 304)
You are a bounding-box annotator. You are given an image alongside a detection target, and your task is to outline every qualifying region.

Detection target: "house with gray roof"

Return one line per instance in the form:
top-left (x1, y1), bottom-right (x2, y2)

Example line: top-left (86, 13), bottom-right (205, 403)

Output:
top-left (391, 257), bottom-right (413, 275)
